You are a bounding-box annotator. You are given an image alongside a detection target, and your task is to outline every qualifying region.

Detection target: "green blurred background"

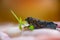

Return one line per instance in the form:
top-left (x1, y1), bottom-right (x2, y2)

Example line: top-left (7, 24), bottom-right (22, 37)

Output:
top-left (0, 0), bottom-right (60, 23)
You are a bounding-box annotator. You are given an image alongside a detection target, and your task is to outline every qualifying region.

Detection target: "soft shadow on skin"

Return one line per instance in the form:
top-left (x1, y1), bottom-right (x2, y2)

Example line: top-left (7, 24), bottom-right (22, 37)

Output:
top-left (0, 23), bottom-right (60, 40)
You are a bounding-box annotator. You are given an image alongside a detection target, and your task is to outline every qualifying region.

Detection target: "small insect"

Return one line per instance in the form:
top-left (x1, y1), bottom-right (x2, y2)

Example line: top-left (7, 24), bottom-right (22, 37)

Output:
top-left (10, 10), bottom-right (57, 31)
top-left (25, 17), bottom-right (57, 29)
top-left (10, 10), bottom-right (34, 31)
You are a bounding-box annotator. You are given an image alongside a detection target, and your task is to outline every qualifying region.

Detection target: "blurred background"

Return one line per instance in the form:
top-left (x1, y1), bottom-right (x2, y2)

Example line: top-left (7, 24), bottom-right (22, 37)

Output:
top-left (0, 0), bottom-right (60, 23)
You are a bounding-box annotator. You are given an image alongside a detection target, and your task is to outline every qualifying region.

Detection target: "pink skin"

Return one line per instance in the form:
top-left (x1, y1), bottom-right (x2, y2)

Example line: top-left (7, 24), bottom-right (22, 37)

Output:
top-left (0, 32), bottom-right (10, 40)
top-left (0, 22), bottom-right (60, 40)
top-left (11, 35), bottom-right (60, 40)
top-left (35, 35), bottom-right (50, 40)
top-left (54, 22), bottom-right (60, 28)
top-left (1, 31), bottom-right (60, 40)
top-left (35, 35), bottom-right (60, 40)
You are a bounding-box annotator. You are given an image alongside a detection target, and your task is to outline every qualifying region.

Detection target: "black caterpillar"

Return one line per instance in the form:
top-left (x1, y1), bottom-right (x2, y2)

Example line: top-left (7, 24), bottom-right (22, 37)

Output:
top-left (25, 17), bottom-right (57, 29)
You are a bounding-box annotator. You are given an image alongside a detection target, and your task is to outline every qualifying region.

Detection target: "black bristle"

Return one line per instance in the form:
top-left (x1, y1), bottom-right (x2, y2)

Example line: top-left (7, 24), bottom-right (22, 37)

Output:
top-left (25, 17), bottom-right (57, 29)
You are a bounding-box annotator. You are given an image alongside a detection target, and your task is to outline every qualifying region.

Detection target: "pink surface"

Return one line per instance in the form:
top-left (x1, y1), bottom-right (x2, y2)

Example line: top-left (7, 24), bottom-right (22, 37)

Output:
top-left (54, 22), bottom-right (60, 28)
top-left (0, 22), bottom-right (60, 40)
top-left (1, 29), bottom-right (60, 40)
top-left (0, 32), bottom-right (10, 40)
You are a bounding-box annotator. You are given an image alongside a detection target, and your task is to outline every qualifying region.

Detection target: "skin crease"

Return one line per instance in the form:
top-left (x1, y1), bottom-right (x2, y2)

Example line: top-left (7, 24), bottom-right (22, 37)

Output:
top-left (8, 30), bottom-right (60, 40)
top-left (0, 23), bottom-right (60, 40)
top-left (35, 35), bottom-right (60, 40)
top-left (0, 32), bottom-right (10, 40)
